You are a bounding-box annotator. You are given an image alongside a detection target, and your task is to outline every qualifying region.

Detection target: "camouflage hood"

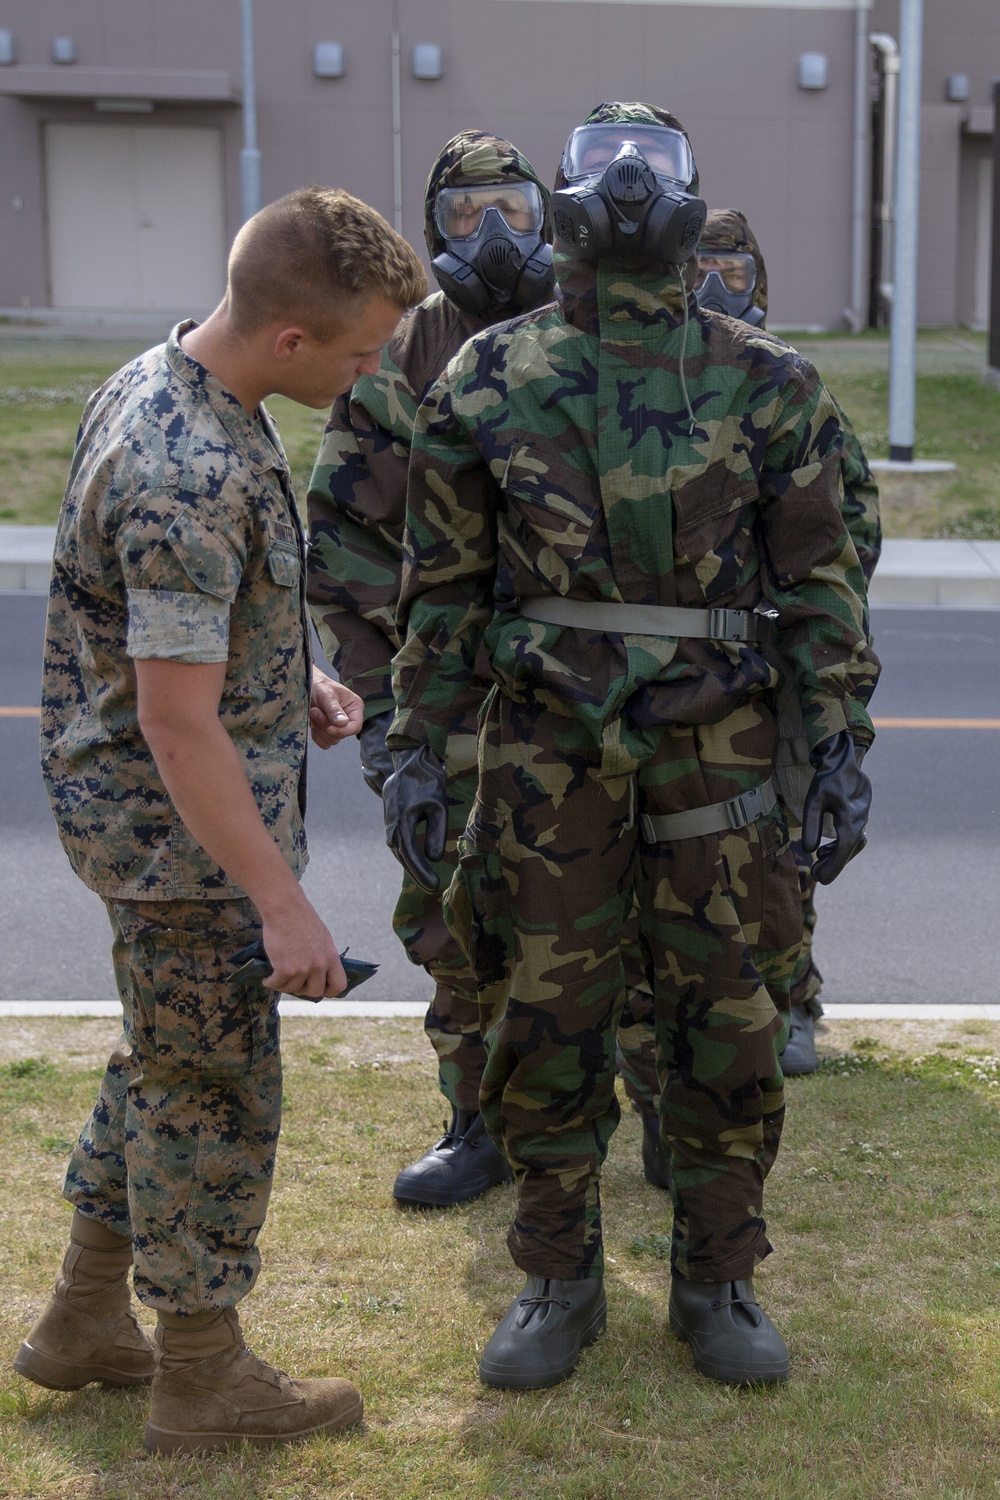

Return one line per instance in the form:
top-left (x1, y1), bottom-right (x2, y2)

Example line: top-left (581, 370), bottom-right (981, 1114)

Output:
top-left (699, 208), bottom-right (768, 324)
top-left (423, 130), bottom-right (551, 260)
top-left (553, 102), bottom-right (700, 336)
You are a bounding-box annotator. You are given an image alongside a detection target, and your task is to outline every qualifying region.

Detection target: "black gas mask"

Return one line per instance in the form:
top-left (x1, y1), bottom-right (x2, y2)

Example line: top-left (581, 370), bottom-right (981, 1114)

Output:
top-left (431, 180), bottom-right (554, 318)
top-left (550, 123), bottom-right (706, 267)
top-left (693, 251), bottom-right (765, 325)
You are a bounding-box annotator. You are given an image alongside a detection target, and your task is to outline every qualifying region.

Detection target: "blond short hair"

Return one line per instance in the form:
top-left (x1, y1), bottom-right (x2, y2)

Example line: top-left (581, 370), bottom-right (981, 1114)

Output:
top-left (228, 186), bottom-right (427, 339)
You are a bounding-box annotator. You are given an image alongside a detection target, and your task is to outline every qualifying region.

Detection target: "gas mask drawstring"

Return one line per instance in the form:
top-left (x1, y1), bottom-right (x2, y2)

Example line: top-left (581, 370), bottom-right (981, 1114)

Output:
top-left (676, 269), bottom-right (697, 437)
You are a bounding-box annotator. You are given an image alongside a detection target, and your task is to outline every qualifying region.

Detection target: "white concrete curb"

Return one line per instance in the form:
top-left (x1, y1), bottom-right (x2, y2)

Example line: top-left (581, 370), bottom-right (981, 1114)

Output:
top-left (0, 999), bottom-right (428, 1018)
top-left (0, 526), bottom-right (56, 593)
top-left (868, 539), bottom-right (1000, 608)
top-left (0, 1001), bottom-right (997, 1021)
top-left (4, 529), bottom-right (1000, 606)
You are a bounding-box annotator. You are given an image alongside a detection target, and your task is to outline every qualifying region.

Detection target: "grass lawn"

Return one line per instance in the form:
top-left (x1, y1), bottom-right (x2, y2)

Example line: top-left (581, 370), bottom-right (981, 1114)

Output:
top-left (0, 339), bottom-right (329, 526)
top-left (1, 330), bottom-right (999, 538)
top-left (3, 1014), bottom-right (1000, 1499)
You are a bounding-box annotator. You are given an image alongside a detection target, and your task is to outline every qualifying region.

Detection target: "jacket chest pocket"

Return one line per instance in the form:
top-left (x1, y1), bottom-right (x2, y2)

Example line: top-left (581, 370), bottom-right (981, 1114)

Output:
top-left (266, 542), bottom-right (301, 587)
top-left (498, 447), bottom-right (598, 555)
top-left (673, 460), bottom-right (759, 599)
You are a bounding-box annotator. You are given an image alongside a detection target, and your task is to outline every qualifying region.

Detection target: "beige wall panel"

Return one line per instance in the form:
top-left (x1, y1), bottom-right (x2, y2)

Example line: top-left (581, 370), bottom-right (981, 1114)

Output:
top-left (915, 105), bottom-right (962, 325)
top-left (132, 129), bottom-right (226, 310)
top-left (45, 123), bottom-right (225, 311)
top-left (45, 123), bottom-right (141, 308)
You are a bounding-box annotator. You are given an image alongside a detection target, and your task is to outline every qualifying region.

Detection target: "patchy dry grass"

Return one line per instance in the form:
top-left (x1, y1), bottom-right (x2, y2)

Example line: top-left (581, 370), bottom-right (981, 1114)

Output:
top-left (0, 339), bottom-right (329, 526)
top-left (793, 329), bottom-right (1000, 542)
top-left (3, 1015), bottom-right (1000, 1499)
top-left (3, 330), bottom-right (1000, 541)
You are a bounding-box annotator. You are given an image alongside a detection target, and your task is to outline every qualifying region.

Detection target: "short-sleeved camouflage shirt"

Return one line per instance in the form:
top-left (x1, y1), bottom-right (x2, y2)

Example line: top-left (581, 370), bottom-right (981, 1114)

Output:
top-left (41, 323), bottom-right (312, 900)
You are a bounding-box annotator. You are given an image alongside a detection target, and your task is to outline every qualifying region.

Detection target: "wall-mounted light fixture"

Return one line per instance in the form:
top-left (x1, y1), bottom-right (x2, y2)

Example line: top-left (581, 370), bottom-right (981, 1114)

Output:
top-left (313, 41), bottom-right (345, 79)
top-left (0, 29), bottom-right (15, 65)
top-left (945, 72), bottom-right (971, 102)
top-left (95, 99), bottom-right (154, 113)
top-left (51, 36), bottom-right (78, 65)
top-left (797, 52), bottom-right (829, 91)
top-left (412, 44), bottom-right (443, 81)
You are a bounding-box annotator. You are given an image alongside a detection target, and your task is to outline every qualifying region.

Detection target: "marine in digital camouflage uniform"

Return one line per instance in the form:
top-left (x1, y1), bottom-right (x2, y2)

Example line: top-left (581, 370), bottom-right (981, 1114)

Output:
top-left (18, 188), bottom-right (430, 1453)
top-left (308, 132), bottom-right (558, 1205)
top-left (38, 327), bottom-right (312, 1315)
top-left (391, 103), bottom-right (879, 1386)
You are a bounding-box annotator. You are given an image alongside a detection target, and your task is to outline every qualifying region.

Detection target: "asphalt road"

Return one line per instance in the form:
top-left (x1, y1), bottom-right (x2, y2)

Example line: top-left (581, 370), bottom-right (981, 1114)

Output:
top-left (1, 595), bottom-right (998, 1005)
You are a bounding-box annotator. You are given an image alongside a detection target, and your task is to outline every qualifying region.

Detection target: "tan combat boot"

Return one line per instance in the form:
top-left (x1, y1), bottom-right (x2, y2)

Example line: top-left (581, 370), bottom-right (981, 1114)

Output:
top-left (145, 1306), bottom-right (363, 1455)
top-left (13, 1212), bottom-right (155, 1390)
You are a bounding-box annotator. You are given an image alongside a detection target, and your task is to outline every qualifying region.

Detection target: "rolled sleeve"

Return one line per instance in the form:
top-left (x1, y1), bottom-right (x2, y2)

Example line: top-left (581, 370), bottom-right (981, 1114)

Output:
top-left (126, 588), bottom-right (231, 662)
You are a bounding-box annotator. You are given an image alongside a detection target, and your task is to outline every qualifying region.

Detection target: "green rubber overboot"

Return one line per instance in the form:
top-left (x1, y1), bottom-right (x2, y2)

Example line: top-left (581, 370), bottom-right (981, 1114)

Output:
top-left (669, 1277), bottom-right (789, 1386)
top-left (13, 1212), bottom-right (154, 1390)
top-left (479, 1276), bottom-right (607, 1389)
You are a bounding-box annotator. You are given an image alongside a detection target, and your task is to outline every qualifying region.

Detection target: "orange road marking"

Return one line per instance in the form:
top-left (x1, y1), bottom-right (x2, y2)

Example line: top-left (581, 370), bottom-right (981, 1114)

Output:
top-left (0, 706), bottom-right (40, 718)
top-left (873, 717), bottom-right (1000, 729)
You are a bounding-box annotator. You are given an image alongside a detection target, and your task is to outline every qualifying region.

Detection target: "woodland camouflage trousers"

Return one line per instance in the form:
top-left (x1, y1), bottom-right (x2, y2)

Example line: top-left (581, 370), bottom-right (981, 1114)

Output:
top-left (446, 689), bottom-right (802, 1282)
top-left (618, 830), bottom-right (823, 1117)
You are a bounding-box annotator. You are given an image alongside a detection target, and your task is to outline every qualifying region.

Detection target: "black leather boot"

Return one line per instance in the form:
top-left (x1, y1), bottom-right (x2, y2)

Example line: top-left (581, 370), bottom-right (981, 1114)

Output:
top-left (640, 1112), bottom-right (671, 1191)
top-left (669, 1277), bottom-right (789, 1386)
top-left (479, 1276), bottom-right (607, 1389)
top-left (781, 1005), bottom-right (819, 1075)
top-left (392, 1108), bottom-right (513, 1208)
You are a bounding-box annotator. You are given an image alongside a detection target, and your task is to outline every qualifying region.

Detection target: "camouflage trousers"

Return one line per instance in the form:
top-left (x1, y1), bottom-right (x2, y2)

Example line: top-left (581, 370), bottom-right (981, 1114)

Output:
top-left (618, 833), bottom-right (823, 1115)
top-left (446, 690), bottom-right (801, 1283)
top-left (63, 897), bottom-right (281, 1316)
top-left (391, 738), bottom-right (486, 1114)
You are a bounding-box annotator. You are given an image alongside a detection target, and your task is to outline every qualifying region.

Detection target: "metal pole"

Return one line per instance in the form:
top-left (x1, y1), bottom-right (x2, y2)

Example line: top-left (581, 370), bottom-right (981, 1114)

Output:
top-left (887, 0), bottom-right (923, 461)
top-left (240, 0), bottom-right (263, 223)
top-left (846, 2), bottom-right (871, 332)
top-left (988, 79), bottom-right (1000, 375)
top-left (390, 0), bottom-right (403, 233)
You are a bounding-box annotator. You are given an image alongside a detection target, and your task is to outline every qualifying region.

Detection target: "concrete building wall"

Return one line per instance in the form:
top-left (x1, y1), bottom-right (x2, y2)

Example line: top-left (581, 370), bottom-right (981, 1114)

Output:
top-left (0, 0), bottom-right (994, 325)
top-left (871, 0), bottom-right (996, 328)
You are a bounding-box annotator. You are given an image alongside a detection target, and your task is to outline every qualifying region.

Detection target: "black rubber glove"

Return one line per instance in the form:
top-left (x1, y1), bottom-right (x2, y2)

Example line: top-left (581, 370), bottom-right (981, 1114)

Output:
top-left (382, 744), bottom-right (448, 893)
top-left (358, 710), bottom-right (395, 796)
top-left (801, 730), bottom-right (871, 886)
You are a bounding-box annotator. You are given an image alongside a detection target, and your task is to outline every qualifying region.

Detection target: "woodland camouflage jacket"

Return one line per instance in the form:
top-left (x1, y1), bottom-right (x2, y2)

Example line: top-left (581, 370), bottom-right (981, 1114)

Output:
top-left (390, 256), bottom-right (880, 771)
top-left (700, 207), bottom-right (881, 581)
top-left (306, 130), bottom-right (551, 721)
top-left (306, 290), bottom-right (489, 718)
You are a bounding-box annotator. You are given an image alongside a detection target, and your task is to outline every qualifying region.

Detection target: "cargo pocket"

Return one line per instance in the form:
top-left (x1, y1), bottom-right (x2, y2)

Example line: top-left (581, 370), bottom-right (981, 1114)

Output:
top-left (266, 542), bottom-right (300, 587)
top-left (135, 925), bottom-right (256, 1076)
top-left (443, 805), bottom-right (514, 991)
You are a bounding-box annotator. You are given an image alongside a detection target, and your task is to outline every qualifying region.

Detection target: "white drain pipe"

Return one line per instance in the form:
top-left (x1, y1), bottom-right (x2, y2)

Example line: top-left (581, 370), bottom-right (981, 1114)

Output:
top-left (870, 33), bottom-right (899, 320)
top-left (846, 2), bottom-right (871, 332)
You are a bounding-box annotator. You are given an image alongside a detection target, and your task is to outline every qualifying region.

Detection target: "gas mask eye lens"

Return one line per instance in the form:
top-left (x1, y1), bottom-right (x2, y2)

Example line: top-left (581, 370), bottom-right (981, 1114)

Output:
top-left (561, 123), bottom-right (693, 187)
top-left (694, 253), bottom-right (755, 294)
top-left (434, 181), bottom-right (544, 241)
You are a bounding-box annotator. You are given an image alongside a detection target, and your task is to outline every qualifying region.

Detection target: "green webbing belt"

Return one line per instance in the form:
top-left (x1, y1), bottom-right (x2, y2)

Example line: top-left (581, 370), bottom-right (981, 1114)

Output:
top-left (519, 594), bottom-right (774, 644)
top-left (640, 777), bottom-right (777, 843)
